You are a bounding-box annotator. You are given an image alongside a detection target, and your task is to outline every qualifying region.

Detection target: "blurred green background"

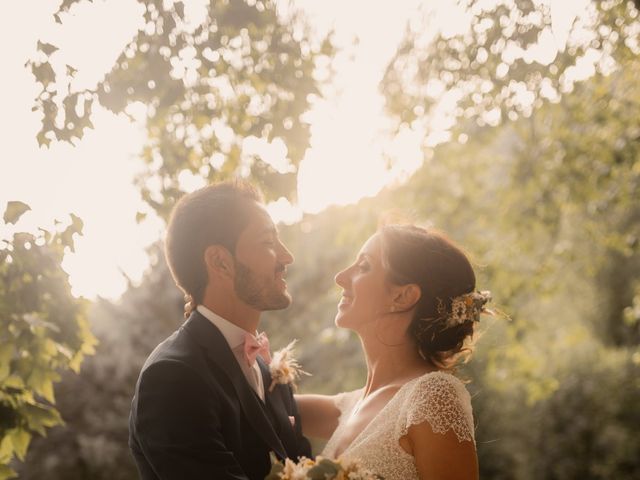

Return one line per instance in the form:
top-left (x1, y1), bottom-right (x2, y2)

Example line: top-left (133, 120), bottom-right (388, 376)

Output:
top-left (2, 0), bottom-right (639, 479)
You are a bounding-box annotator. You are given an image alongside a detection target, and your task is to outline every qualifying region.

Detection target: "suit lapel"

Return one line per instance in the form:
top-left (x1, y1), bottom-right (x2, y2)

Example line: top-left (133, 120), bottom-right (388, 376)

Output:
top-left (257, 357), bottom-right (298, 456)
top-left (183, 312), bottom-right (287, 460)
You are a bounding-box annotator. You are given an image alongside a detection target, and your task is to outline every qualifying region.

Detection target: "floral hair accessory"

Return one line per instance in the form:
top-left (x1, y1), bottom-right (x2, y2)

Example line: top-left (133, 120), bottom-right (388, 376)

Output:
top-left (437, 290), bottom-right (493, 329)
top-left (268, 339), bottom-right (311, 393)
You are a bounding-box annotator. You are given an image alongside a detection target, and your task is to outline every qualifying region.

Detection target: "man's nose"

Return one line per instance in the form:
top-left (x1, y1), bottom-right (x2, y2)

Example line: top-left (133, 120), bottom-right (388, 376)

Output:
top-left (278, 240), bottom-right (294, 265)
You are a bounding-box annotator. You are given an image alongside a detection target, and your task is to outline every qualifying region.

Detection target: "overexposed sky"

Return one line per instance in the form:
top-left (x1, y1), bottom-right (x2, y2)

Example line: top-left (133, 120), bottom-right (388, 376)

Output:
top-left (0, 0), bottom-right (589, 299)
top-left (0, 0), bottom-right (156, 300)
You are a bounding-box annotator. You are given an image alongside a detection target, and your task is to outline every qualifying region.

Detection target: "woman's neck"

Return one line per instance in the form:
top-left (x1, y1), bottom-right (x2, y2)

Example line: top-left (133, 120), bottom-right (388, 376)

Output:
top-left (359, 333), bottom-right (434, 397)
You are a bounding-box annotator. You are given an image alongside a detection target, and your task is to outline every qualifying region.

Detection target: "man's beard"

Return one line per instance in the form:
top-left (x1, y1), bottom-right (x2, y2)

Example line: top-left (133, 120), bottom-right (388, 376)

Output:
top-left (233, 259), bottom-right (291, 311)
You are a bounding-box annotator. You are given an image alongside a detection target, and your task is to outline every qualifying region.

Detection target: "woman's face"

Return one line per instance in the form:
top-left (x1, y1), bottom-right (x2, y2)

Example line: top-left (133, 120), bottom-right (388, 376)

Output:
top-left (334, 233), bottom-right (395, 331)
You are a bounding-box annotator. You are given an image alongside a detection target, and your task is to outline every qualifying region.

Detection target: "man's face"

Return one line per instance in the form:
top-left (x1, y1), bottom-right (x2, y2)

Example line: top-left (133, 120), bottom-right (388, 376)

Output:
top-left (233, 202), bottom-right (294, 311)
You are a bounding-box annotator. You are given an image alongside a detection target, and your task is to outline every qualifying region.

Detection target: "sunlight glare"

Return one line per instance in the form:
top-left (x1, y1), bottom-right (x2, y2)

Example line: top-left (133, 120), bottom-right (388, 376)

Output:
top-left (2, 0), bottom-right (598, 300)
top-left (266, 198), bottom-right (303, 226)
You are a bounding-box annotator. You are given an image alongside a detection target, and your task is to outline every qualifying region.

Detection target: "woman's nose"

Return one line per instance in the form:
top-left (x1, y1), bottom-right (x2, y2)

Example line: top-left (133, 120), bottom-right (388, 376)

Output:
top-left (334, 267), bottom-right (349, 287)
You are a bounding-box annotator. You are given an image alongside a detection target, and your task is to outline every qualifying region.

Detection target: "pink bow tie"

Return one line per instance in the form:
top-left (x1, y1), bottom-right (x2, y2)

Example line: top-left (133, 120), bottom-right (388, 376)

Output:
top-left (244, 332), bottom-right (271, 366)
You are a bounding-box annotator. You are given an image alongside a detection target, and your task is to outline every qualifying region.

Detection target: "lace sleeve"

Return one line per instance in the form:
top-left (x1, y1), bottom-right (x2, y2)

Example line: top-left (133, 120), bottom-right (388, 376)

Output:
top-left (401, 372), bottom-right (475, 443)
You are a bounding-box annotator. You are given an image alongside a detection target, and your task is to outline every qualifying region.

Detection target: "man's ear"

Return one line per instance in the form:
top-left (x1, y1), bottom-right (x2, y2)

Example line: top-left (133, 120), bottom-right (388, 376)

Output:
top-left (392, 284), bottom-right (421, 313)
top-left (204, 245), bottom-right (234, 279)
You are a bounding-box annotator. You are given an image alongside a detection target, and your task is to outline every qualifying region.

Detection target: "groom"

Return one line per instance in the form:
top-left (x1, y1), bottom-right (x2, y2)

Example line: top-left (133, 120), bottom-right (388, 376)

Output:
top-left (129, 181), bottom-right (311, 479)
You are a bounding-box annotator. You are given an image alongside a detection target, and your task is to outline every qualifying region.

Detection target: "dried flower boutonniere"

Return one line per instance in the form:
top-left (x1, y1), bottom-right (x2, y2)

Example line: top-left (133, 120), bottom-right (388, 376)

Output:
top-left (268, 340), bottom-right (311, 392)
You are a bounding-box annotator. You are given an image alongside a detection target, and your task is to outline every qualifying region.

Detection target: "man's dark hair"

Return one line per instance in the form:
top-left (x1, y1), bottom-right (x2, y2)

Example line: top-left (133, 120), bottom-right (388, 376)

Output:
top-left (165, 180), bottom-right (263, 308)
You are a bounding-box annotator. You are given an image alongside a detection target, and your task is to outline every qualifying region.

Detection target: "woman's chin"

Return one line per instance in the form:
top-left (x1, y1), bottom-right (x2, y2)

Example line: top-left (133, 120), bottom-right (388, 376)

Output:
top-left (336, 306), bottom-right (369, 329)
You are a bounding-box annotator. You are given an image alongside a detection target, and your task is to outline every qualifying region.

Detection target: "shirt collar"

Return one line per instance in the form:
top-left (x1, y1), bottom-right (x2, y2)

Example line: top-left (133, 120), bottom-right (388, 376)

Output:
top-left (197, 304), bottom-right (255, 349)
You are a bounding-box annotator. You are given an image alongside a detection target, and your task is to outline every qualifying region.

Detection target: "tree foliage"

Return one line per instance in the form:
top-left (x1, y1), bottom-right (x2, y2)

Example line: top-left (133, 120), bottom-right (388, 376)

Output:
top-left (16, 1), bottom-right (640, 478)
top-left (30, 0), bottom-right (333, 219)
top-left (383, 0), bottom-right (640, 129)
top-left (0, 204), bottom-right (96, 479)
top-left (377, 0), bottom-right (640, 476)
top-left (383, 0), bottom-right (640, 341)
top-left (15, 243), bottom-right (181, 480)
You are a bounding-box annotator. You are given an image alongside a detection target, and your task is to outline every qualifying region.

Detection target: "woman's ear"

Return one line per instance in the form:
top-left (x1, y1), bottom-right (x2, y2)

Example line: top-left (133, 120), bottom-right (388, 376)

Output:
top-left (392, 284), bottom-right (421, 312)
top-left (204, 245), bottom-right (234, 279)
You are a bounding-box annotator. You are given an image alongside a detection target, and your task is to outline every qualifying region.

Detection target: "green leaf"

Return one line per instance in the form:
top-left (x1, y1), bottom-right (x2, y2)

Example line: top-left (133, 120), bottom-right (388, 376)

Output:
top-left (40, 378), bottom-right (55, 404)
top-left (22, 403), bottom-right (63, 436)
top-left (68, 352), bottom-right (84, 373)
top-left (59, 213), bottom-right (84, 251)
top-left (0, 432), bottom-right (13, 463)
top-left (42, 338), bottom-right (59, 358)
top-left (173, 1), bottom-right (185, 18)
top-left (36, 130), bottom-right (51, 148)
top-left (26, 368), bottom-right (56, 403)
top-left (9, 429), bottom-right (30, 461)
top-left (2, 375), bottom-right (25, 390)
top-left (3, 201), bottom-right (31, 225)
top-left (37, 41), bottom-right (59, 56)
top-left (307, 458), bottom-right (341, 480)
top-left (69, 212), bottom-right (84, 234)
top-left (0, 344), bottom-right (13, 382)
top-left (0, 464), bottom-right (17, 480)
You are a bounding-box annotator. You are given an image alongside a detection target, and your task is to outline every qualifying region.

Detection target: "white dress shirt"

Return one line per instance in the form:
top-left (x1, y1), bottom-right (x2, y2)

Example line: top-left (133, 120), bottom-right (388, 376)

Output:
top-left (196, 305), bottom-right (266, 401)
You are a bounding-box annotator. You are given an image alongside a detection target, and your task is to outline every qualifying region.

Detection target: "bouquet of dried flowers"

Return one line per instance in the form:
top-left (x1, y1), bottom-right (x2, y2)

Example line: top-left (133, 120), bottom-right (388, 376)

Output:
top-left (266, 455), bottom-right (383, 480)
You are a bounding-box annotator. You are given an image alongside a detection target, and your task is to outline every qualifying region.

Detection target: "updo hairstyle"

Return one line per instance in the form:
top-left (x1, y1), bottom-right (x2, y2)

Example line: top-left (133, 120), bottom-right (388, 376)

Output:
top-left (379, 225), bottom-right (488, 369)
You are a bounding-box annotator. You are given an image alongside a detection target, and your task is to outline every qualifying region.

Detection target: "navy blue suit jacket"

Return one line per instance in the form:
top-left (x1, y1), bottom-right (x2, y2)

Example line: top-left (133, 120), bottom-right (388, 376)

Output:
top-left (129, 311), bottom-right (311, 479)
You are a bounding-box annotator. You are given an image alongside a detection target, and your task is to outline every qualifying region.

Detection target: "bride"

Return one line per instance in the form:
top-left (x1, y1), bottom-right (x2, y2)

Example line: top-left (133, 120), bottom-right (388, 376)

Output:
top-left (296, 224), bottom-right (490, 480)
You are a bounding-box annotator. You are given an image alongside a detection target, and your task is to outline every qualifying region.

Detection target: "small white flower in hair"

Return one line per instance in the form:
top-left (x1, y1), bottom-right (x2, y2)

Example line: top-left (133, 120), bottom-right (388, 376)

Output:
top-left (440, 290), bottom-right (492, 329)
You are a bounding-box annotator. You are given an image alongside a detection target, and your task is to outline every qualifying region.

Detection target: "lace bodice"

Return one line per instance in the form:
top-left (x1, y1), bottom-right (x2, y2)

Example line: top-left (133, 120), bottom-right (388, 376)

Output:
top-left (321, 371), bottom-right (475, 480)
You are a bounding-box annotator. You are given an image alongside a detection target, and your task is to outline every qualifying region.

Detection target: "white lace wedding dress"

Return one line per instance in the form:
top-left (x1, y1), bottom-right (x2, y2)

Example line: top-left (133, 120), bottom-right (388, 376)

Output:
top-left (321, 371), bottom-right (475, 480)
